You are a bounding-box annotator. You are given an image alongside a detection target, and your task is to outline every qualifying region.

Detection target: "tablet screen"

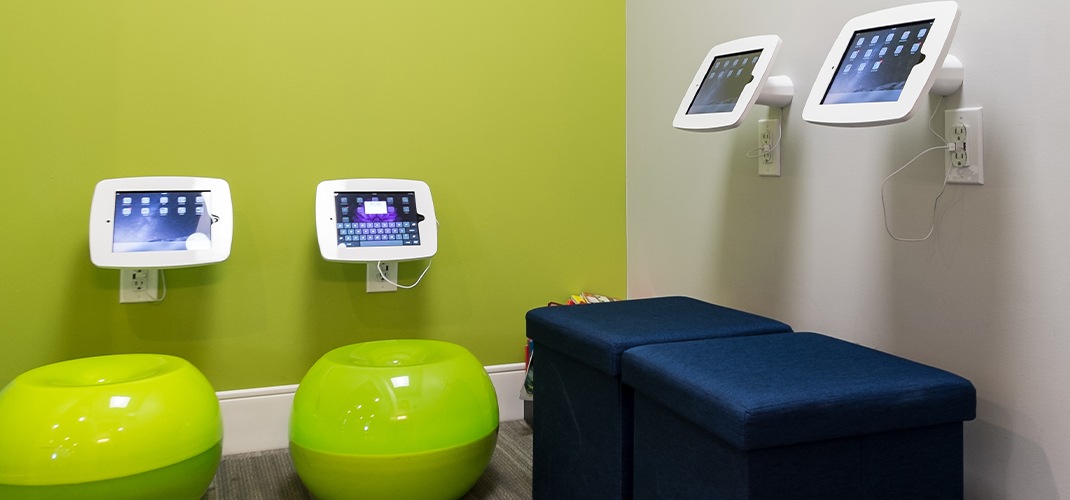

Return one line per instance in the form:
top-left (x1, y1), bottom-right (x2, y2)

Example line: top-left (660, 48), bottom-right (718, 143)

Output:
top-left (334, 191), bottom-right (423, 247)
top-left (821, 19), bottom-right (935, 104)
top-left (686, 49), bottom-right (763, 114)
top-left (112, 191), bottom-right (212, 252)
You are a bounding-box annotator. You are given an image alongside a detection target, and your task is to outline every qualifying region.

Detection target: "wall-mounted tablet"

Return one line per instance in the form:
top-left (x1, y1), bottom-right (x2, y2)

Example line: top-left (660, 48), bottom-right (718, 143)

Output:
top-left (89, 176), bottom-right (233, 269)
top-left (316, 178), bottom-right (437, 263)
top-left (803, 1), bottom-right (962, 127)
top-left (673, 35), bottom-right (793, 132)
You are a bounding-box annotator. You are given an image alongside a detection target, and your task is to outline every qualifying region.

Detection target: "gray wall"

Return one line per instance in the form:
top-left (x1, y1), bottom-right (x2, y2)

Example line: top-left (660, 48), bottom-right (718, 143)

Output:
top-left (627, 0), bottom-right (1070, 497)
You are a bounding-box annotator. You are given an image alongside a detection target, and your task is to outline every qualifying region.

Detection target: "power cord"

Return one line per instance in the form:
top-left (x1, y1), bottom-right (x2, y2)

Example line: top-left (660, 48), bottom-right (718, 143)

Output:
top-left (157, 269), bottom-right (167, 301)
top-left (377, 259), bottom-right (433, 289)
top-left (880, 98), bottom-right (951, 242)
top-left (880, 144), bottom-right (953, 242)
top-left (745, 118), bottom-right (783, 159)
top-left (373, 218), bottom-right (438, 289)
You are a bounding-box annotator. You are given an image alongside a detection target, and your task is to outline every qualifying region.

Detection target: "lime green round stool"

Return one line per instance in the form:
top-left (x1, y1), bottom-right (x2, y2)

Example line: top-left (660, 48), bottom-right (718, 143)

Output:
top-left (0, 354), bottom-right (222, 500)
top-left (290, 340), bottom-right (499, 500)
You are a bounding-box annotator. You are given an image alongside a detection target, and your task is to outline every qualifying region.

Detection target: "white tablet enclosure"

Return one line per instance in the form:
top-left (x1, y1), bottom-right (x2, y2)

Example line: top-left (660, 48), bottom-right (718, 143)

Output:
top-left (673, 35), bottom-right (793, 132)
top-left (803, 1), bottom-right (962, 127)
top-left (89, 176), bottom-right (233, 269)
top-left (316, 179), bottom-right (437, 263)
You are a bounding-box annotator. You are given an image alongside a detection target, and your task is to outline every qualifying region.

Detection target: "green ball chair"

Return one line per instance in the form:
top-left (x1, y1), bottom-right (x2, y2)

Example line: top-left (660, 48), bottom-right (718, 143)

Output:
top-left (290, 340), bottom-right (499, 500)
top-left (0, 354), bottom-right (222, 500)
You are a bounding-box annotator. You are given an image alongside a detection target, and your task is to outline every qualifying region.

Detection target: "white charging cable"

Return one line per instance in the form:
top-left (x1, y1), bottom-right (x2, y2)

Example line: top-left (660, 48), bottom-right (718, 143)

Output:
top-left (377, 259), bottom-right (433, 289)
top-left (745, 118), bottom-right (783, 159)
top-left (880, 98), bottom-right (952, 242)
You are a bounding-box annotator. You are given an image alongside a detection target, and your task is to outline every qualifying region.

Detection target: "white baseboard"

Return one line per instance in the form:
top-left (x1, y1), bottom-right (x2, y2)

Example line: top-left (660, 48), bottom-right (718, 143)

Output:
top-left (216, 362), bottom-right (527, 456)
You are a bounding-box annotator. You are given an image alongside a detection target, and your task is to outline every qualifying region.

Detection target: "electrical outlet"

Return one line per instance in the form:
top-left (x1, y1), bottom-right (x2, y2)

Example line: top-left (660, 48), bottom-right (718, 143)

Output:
top-left (949, 123), bottom-right (968, 167)
top-left (757, 118), bottom-right (781, 177)
top-left (119, 268), bottom-right (159, 303)
top-left (366, 261), bottom-right (398, 293)
top-left (945, 107), bottom-right (983, 185)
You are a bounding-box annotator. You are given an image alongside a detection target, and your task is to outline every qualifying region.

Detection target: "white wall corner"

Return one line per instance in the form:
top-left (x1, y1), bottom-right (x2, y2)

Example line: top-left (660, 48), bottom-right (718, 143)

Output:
top-left (216, 363), bottom-right (527, 456)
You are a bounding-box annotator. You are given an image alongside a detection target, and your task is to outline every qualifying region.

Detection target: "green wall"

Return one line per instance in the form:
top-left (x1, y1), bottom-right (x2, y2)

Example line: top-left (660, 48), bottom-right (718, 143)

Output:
top-left (0, 1), bottom-right (625, 390)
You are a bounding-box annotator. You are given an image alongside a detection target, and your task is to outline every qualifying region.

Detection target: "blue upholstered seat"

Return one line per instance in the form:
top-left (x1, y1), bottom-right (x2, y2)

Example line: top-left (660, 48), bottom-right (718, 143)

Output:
top-left (527, 297), bottom-right (791, 377)
top-left (526, 296), bottom-right (791, 500)
top-left (623, 332), bottom-right (976, 499)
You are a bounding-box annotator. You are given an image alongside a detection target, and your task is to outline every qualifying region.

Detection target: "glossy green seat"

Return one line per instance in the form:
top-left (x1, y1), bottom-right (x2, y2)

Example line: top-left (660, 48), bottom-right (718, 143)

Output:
top-left (290, 340), bottom-right (499, 500)
top-left (0, 354), bottom-right (222, 500)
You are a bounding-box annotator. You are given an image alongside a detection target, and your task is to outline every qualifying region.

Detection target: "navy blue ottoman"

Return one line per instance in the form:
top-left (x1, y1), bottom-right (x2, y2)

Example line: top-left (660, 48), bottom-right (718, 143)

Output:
top-left (622, 332), bottom-right (976, 500)
top-left (526, 297), bottom-right (791, 500)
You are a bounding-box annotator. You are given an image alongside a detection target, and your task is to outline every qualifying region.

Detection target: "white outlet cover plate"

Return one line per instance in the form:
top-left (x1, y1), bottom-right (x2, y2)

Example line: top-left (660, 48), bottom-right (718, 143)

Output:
top-left (945, 107), bottom-right (983, 185)
top-left (366, 261), bottom-right (398, 293)
top-left (758, 118), bottom-right (781, 177)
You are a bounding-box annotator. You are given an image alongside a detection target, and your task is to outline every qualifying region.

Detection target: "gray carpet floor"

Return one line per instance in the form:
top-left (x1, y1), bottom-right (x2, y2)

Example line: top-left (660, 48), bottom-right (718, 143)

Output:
top-left (203, 420), bottom-right (533, 499)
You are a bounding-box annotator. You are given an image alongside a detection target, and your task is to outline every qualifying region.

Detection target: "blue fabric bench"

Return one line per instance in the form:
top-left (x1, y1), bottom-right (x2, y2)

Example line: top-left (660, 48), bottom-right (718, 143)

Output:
top-left (526, 297), bottom-right (791, 500)
top-left (623, 332), bottom-right (976, 499)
